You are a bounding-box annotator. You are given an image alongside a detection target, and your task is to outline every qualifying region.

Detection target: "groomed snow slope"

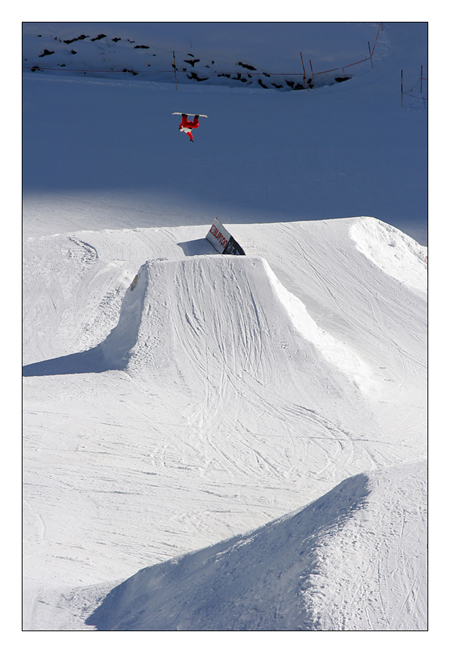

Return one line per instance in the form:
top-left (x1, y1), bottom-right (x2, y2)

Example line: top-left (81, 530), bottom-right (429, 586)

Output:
top-left (23, 217), bottom-right (426, 630)
top-left (22, 21), bottom-right (427, 631)
top-left (85, 460), bottom-right (426, 631)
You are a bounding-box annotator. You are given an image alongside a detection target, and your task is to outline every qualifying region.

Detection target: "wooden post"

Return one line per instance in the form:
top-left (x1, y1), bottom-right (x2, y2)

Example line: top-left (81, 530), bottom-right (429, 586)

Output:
top-left (401, 69), bottom-right (403, 107)
top-left (172, 51), bottom-right (178, 90)
top-left (309, 59), bottom-right (316, 90)
top-left (300, 51), bottom-right (307, 89)
top-left (368, 42), bottom-right (374, 68)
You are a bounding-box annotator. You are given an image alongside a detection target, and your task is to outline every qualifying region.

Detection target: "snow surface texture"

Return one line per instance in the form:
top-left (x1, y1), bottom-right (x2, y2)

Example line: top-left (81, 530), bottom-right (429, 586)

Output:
top-left (23, 22), bottom-right (427, 631)
top-left (85, 461), bottom-right (426, 631)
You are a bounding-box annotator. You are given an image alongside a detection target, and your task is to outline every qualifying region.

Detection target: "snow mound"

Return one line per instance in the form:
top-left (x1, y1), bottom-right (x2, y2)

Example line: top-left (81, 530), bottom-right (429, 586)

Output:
top-left (86, 460), bottom-right (426, 631)
top-left (350, 217), bottom-right (427, 294)
top-left (100, 255), bottom-right (375, 395)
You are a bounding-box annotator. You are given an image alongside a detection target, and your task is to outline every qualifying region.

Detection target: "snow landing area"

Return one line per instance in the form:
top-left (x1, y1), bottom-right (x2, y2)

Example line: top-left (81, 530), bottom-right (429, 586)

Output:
top-left (23, 217), bottom-right (427, 631)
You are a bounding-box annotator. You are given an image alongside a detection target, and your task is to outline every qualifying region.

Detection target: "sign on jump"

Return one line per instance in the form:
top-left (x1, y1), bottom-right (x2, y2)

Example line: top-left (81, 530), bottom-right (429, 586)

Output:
top-left (206, 218), bottom-right (245, 256)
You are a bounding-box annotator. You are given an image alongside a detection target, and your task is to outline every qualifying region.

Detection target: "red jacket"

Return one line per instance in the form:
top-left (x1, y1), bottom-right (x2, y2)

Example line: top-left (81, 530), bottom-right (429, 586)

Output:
top-left (179, 115), bottom-right (199, 141)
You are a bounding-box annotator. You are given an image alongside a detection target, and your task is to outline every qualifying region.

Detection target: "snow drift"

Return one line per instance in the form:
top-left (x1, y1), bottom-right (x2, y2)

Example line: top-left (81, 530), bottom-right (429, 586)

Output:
top-left (86, 460), bottom-right (426, 631)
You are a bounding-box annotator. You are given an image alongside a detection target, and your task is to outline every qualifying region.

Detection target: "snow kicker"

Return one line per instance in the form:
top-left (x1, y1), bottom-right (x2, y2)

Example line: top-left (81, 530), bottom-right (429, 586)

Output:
top-left (100, 255), bottom-right (375, 412)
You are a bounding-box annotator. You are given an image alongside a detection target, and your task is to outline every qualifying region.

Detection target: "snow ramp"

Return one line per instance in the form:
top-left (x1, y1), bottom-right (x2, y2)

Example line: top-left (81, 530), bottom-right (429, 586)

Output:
top-left (101, 255), bottom-right (375, 403)
top-left (86, 460), bottom-right (426, 630)
top-left (98, 255), bottom-right (382, 493)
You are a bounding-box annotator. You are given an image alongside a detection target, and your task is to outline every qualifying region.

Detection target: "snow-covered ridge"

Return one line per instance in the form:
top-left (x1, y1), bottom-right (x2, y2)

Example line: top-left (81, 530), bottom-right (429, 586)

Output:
top-left (84, 460), bottom-right (426, 631)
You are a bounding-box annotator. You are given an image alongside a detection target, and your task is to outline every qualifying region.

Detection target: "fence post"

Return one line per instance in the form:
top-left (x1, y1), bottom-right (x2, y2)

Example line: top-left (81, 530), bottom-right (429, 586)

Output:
top-left (172, 51), bottom-right (178, 90)
top-left (309, 59), bottom-right (316, 90)
top-left (368, 42), bottom-right (374, 68)
top-left (401, 69), bottom-right (403, 107)
top-left (300, 51), bottom-right (307, 89)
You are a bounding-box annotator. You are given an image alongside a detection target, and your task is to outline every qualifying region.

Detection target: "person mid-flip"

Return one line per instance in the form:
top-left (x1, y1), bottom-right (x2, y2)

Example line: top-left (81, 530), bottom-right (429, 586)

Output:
top-left (179, 114), bottom-right (199, 142)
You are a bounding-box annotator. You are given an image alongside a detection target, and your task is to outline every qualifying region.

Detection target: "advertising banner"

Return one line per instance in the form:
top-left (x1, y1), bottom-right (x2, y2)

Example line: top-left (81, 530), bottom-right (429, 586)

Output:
top-left (206, 218), bottom-right (245, 255)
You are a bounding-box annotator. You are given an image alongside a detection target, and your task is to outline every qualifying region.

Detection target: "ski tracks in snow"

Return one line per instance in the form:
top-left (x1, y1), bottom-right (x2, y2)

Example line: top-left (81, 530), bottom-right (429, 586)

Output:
top-left (23, 220), bottom-right (427, 628)
top-left (130, 255), bottom-right (389, 499)
top-left (308, 462), bottom-right (427, 630)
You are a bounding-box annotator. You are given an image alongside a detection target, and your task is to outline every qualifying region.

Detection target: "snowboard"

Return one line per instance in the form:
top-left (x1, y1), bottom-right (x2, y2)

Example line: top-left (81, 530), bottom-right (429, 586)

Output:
top-left (172, 112), bottom-right (208, 117)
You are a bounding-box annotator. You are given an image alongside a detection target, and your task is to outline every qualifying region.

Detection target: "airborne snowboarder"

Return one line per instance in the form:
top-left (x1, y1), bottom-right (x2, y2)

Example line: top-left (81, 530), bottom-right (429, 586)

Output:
top-left (179, 113), bottom-right (199, 142)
